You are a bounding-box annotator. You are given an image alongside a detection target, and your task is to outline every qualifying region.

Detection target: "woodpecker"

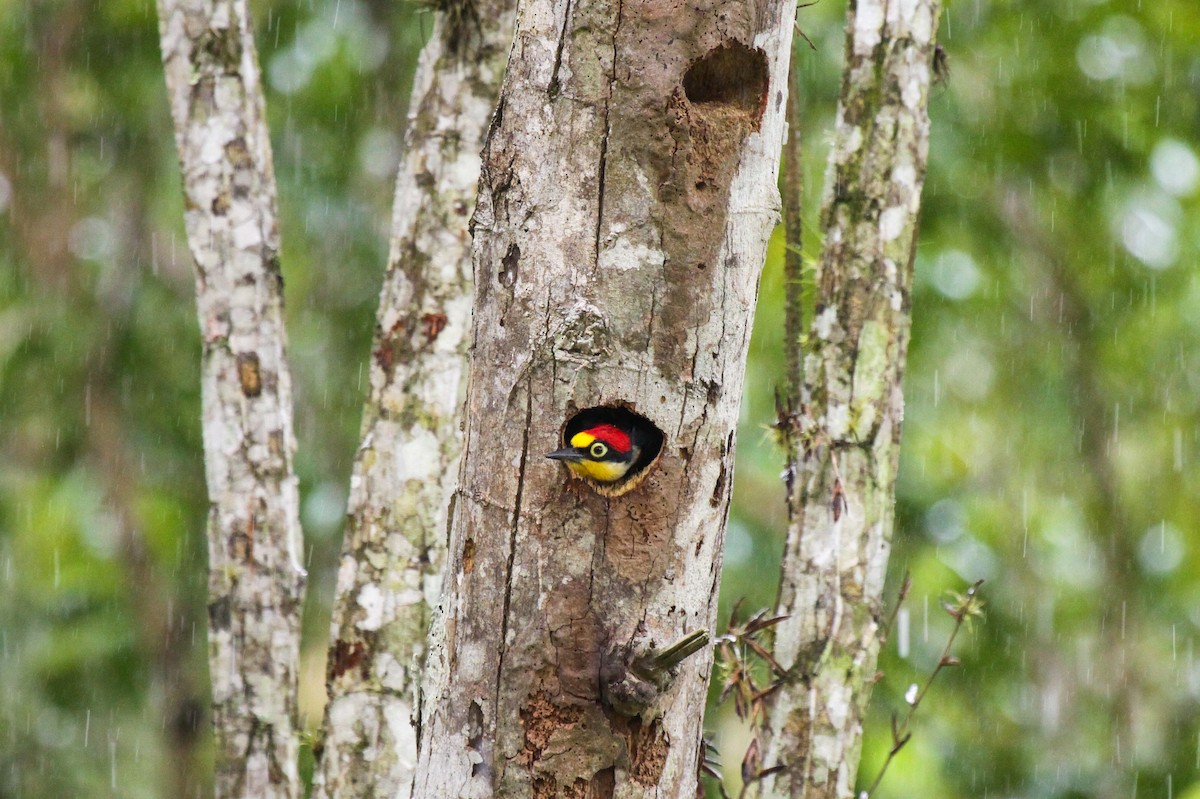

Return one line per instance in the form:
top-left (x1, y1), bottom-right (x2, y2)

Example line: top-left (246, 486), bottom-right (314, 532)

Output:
top-left (546, 424), bottom-right (640, 484)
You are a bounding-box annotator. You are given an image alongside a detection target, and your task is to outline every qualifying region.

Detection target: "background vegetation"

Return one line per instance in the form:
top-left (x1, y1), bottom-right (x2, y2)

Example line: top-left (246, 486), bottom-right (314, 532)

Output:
top-left (1, 1), bottom-right (1197, 796)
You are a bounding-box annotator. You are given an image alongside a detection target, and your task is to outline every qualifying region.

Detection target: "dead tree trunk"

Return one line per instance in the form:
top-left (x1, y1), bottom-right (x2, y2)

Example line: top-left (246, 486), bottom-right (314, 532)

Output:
top-left (411, 1), bottom-right (796, 796)
top-left (314, 2), bottom-right (516, 796)
top-left (761, 2), bottom-right (942, 797)
top-left (157, 2), bottom-right (305, 797)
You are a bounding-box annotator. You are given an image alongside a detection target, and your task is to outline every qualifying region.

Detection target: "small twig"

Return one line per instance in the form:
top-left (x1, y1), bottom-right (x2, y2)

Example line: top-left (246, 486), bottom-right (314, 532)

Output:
top-left (794, 2), bottom-right (820, 51)
top-left (641, 629), bottom-right (710, 675)
top-left (743, 638), bottom-right (789, 679)
top-left (708, 603), bottom-right (793, 793)
top-left (861, 579), bottom-right (984, 798)
top-left (698, 736), bottom-right (731, 798)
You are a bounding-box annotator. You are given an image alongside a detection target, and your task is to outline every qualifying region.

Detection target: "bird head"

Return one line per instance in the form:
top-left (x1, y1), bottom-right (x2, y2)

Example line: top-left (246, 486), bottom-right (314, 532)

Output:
top-left (545, 423), bottom-right (641, 484)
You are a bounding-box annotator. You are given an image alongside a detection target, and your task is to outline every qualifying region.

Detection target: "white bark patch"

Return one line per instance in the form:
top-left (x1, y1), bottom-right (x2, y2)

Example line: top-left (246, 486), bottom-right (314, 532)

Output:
top-left (435, 294), bottom-right (473, 354)
top-left (232, 219), bottom-right (263, 249)
top-left (385, 702), bottom-right (419, 767)
top-left (826, 402), bottom-right (851, 440)
top-left (391, 587), bottom-right (425, 607)
top-left (902, 63), bottom-right (930, 109)
top-left (894, 162), bottom-right (917, 191)
top-left (853, 3), bottom-right (885, 55)
top-left (356, 583), bottom-right (385, 631)
top-left (879, 206), bottom-right (906, 242)
top-left (814, 306), bottom-right (839, 340)
top-left (598, 238), bottom-right (666, 272)
top-left (377, 653), bottom-right (409, 691)
top-left (394, 428), bottom-right (442, 482)
top-left (843, 125), bottom-right (864, 159)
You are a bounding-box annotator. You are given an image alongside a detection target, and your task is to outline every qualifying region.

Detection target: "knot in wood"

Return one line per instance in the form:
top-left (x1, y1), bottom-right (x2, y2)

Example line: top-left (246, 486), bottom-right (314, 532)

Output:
top-left (552, 302), bottom-right (610, 362)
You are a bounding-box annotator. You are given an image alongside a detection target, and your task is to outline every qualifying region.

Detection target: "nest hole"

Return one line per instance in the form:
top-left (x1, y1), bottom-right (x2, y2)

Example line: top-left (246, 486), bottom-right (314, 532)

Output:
top-left (681, 40), bottom-right (769, 125)
top-left (560, 405), bottom-right (666, 497)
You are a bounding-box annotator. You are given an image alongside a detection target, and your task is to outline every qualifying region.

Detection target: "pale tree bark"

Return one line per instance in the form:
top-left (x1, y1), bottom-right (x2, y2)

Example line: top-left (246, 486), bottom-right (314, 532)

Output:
top-left (314, 1), bottom-right (516, 796)
top-left (412, 1), bottom-right (795, 796)
top-left (759, 2), bottom-right (942, 798)
top-left (158, 3), bottom-right (305, 797)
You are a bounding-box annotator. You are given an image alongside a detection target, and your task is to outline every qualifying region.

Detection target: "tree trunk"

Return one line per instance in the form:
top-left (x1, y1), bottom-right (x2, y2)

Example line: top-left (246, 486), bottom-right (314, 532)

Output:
top-left (314, 1), bottom-right (516, 795)
top-left (157, 2), bottom-right (305, 797)
top-left (761, 2), bottom-right (942, 797)
top-left (412, 1), bottom-right (795, 796)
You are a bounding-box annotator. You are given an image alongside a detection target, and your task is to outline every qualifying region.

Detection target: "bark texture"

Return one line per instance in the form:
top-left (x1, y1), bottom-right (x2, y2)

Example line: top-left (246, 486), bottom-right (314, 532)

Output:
top-left (760, 2), bottom-right (942, 797)
top-left (412, 1), bottom-right (795, 796)
top-left (158, 2), bottom-right (305, 797)
top-left (314, 2), bottom-right (516, 796)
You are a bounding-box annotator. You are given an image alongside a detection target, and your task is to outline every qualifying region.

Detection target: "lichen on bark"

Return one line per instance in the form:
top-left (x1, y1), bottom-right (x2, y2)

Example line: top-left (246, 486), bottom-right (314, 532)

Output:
top-left (156, 1), bottom-right (305, 797)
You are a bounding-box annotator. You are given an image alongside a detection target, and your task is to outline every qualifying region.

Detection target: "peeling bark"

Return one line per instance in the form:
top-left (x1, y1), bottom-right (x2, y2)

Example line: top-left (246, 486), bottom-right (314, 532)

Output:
top-left (411, 1), bottom-right (796, 796)
top-left (313, 2), bottom-right (517, 796)
top-left (157, 2), bottom-right (304, 797)
top-left (760, 2), bottom-right (942, 797)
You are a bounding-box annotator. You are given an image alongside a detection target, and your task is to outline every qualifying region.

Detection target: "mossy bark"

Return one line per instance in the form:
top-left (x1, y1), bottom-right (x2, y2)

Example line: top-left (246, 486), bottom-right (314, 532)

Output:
top-left (760, 2), bottom-right (942, 797)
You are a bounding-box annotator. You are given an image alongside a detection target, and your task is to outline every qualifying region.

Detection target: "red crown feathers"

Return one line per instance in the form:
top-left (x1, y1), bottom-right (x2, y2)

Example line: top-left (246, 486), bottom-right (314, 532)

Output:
top-left (584, 424), bottom-right (632, 454)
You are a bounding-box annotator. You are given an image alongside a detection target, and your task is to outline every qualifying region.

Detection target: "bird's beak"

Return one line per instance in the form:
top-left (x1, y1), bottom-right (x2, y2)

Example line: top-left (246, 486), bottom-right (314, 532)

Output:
top-left (545, 447), bottom-right (584, 462)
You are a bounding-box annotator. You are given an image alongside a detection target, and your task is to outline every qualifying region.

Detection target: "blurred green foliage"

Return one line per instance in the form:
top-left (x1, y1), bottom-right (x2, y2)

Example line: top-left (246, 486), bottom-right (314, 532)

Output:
top-left (1, 0), bottom-right (1198, 797)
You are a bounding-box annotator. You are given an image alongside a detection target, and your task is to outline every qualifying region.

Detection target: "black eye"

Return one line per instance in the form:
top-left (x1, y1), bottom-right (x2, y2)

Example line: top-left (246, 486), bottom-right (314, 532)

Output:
top-left (589, 442), bottom-right (608, 459)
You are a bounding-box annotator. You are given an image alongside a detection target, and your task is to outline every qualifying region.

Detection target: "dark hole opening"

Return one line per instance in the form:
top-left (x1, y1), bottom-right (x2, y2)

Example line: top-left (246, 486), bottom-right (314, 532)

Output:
top-left (561, 405), bottom-right (666, 494)
top-left (681, 40), bottom-right (769, 122)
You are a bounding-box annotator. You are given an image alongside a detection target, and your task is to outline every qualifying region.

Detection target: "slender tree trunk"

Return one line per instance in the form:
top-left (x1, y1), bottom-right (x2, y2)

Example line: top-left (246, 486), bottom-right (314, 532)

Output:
top-left (782, 37), bottom-right (806, 411)
top-left (412, 1), bottom-right (795, 796)
top-left (314, 1), bottom-right (516, 795)
top-left (157, 2), bottom-right (305, 797)
top-left (761, 2), bottom-right (942, 797)
top-left (89, 379), bottom-right (207, 799)
top-left (4, 6), bottom-right (207, 792)
top-left (999, 192), bottom-right (1139, 799)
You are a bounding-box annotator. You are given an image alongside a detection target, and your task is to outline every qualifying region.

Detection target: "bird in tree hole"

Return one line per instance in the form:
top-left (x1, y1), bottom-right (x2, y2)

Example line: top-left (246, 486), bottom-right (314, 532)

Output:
top-left (546, 408), bottom-right (664, 497)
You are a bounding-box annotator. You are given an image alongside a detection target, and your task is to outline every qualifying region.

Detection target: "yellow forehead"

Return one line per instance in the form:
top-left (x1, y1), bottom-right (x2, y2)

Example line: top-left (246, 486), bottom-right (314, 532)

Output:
top-left (570, 431), bottom-right (596, 448)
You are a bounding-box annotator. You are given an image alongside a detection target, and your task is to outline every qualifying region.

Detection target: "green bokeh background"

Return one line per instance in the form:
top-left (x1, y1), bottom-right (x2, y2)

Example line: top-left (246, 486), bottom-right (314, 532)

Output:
top-left (2, 1), bottom-right (1199, 797)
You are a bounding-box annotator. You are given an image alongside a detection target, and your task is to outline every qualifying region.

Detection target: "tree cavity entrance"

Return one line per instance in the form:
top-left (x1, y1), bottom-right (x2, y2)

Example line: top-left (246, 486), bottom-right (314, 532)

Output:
top-left (681, 40), bottom-right (769, 129)
top-left (549, 405), bottom-right (666, 498)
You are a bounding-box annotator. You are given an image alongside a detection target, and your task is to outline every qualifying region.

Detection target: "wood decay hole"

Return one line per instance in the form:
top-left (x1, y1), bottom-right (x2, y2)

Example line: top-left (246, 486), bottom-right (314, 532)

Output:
top-left (519, 693), bottom-right (584, 767)
top-left (553, 405), bottom-right (666, 498)
top-left (681, 40), bottom-right (769, 130)
top-left (621, 717), bottom-right (669, 786)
